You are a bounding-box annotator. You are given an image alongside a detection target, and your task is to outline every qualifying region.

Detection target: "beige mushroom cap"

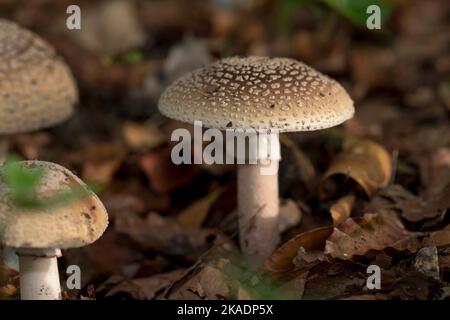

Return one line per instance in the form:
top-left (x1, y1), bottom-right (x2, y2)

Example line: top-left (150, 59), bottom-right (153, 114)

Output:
top-left (158, 56), bottom-right (354, 132)
top-left (0, 161), bottom-right (108, 249)
top-left (0, 19), bottom-right (78, 134)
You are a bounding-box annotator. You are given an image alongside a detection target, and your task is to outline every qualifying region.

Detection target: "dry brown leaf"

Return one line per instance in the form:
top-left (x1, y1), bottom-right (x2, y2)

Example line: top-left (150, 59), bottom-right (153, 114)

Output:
top-left (115, 212), bottom-right (220, 259)
top-left (321, 139), bottom-right (392, 197)
top-left (139, 147), bottom-right (199, 193)
top-left (81, 142), bottom-right (127, 184)
top-left (168, 263), bottom-right (231, 300)
top-left (367, 184), bottom-right (444, 222)
top-left (177, 188), bottom-right (224, 228)
top-left (132, 269), bottom-right (186, 300)
top-left (423, 224), bottom-right (450, 247)
top-left (325, 212), bottom-right (421, 260)
top-left (0, 284), bottom-right (18, 299)
top-left (330, 195), bottom-right (355, 226)
top-left (0, 266), bottom-right (20, 299)
top-left (265, 226), bottom-right (333, 273)
top-left (122, 121), bottom-right (165, 151)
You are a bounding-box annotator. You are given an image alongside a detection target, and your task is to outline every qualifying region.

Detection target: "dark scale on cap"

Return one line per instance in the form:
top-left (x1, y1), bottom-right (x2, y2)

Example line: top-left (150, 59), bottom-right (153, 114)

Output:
top-left (158, 56), bottom-right (354, 132)
top-left (0, 19), bottom-right (78, 134)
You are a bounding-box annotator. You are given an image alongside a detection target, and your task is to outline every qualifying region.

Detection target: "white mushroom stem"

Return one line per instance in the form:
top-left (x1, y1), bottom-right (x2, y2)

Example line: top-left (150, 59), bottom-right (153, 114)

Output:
top-left (17, 248), bottom-right (62, 300)
top-left (237, 131), bottom-right (281, 266)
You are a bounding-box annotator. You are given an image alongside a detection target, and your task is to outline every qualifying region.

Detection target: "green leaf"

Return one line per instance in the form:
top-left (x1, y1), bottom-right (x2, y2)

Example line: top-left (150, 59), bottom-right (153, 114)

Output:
top-left (1, 155), bottom-right (103, 210)
top-left (323, 0), bottom-right (394, 27)
top-left (123, 50), bottom-right (144, 64)
top-left (2, 155), bottom-right (44, 207)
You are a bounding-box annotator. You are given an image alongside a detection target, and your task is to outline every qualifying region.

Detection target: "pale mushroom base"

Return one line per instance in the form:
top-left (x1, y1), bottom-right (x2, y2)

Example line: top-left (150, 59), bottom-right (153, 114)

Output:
top-left (238, 162), bottom-right (280, 266)
top-left (17, 248), bottom-right (62, 300)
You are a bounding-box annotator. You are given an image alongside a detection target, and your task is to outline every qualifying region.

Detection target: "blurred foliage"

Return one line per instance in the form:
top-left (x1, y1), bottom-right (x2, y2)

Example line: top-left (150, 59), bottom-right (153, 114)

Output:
top-left (1, 155), bottom-right (100, 210)
top-left (278, 0), bottom-right (395, 31)
top-left (122, 50), bottom-right (144, 64)
top-left (324, 0), bottom-right (394, 27)
top-left (2, 155), bottom-right (44, 207)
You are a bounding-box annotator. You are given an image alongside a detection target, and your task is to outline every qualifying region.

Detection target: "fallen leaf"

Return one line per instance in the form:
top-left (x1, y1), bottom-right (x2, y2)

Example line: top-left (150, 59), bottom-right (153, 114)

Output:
top-left (325, 212), bottom-right (421, 260)
top-left (167, 260), bottom-right (233, 300)
top-left (122, 121), bottom-right (165, 151)
top-left (81, 142), bottom-right (127, 184)
top-left (0, 284), bottom-right (18, 300)
top-left (387, 271), bottom-right (439, 300)
top-left (293, 247), bottom-right (328, 270)
top-left (321, 139), bottom-right (392, 198)
top-left (177, 188), bottom-right (224, 228)
top-left (302, 264), bottom-right (366, 299)
top-left (265, 227), bottom-right (333, 272)
top-left (139, 147), bottom-right (199, 193)
top-left (366, 184), bottom-right (444, 222)
top-left (423, 224), bottom-right (450, 247)
top-left (115, 212), bottom-right (222, 259)
top-left (132, 269), bottom-right (186, 300)
top-left (329, 195), bottom-right (355, 226)
top-left (0, 265), bottom-right (19, 300)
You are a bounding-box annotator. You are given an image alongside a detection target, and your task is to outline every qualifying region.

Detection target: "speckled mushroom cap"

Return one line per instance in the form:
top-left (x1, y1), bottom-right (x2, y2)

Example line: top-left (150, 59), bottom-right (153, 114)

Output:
top-left (0, 19), bottom-right (78, 134)
top-left (159, 56), bottom-right (354, 132)
top-left (0, 161), bottom-right (108, 249)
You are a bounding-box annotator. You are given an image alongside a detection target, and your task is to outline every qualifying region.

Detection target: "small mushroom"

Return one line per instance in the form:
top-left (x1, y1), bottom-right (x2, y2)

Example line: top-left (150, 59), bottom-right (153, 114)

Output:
top-left (0, 19), bottom-right (78, 163)
top-left (159, 56), bottom-right (354, 266)
top-left (0, 161), bottom-right (109, 300)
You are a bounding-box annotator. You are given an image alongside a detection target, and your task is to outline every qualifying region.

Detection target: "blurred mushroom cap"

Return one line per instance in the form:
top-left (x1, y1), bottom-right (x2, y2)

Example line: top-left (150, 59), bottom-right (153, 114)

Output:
top-left (159, 56), bottom-right (354, 132)
top-left (0, 19), bottom-right (78, 134)
top-left (0, 161), bottom-right (108, 249)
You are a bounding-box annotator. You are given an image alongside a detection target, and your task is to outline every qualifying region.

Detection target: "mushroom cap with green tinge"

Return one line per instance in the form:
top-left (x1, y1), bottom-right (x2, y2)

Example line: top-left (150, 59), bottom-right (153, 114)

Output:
top-left (0, 19), bottom-right (78, 134)
top-left (0, 161), bottom-right (108, 249)
top-left (158, 56), bottom-right (354, 132)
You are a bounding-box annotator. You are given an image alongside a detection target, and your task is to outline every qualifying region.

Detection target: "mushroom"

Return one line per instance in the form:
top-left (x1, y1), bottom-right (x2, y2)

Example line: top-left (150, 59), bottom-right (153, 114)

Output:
top-left (158, 56), bottom-right (354, 266)
top-left (0, 161), bottom-right (109, 300)
top-left (0, 19), bottom-right (78, 163)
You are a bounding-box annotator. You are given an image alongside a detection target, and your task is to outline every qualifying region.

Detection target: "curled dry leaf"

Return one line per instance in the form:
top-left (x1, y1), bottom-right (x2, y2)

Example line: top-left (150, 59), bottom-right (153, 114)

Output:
top-left (329, 195), bottom-right (355, 226)
top-left (325, 212), bottom-right (421, 260)
top-left (265, 226), bottom-right (333, 273)
top-left (321, 139), bottom-right (392, 197)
